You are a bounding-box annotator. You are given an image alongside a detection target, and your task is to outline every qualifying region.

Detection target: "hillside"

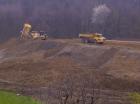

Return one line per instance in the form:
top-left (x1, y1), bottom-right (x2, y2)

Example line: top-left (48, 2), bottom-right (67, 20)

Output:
top-left (0, 38), bottom-right (140, 103)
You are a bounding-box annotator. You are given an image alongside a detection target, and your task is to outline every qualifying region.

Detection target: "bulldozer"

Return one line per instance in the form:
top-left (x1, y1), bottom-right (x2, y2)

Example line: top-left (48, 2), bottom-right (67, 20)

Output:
top-left (79, 33), bottom-right (106, 44)
top-left (21, 23), bottom-right (48, 40)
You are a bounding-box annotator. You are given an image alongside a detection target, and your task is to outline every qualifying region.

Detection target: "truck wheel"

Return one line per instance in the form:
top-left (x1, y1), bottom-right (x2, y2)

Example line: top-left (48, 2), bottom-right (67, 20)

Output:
top-left (41, 38), bottom-right (45, 40)
top-left (44, 36), bottom-right (47, 40)
top-left (99, 42), bottom-right (104, 44)
top-left (81, 38), bottom-right (88, 43)
top-left (94, 40), bottom-right (97, 44)
top-left (42, 37), bottom-right (47, 40)
top-left (81, 39), bottom-right (85, 43)
top-left (84, 39), bottom-right (88, 43)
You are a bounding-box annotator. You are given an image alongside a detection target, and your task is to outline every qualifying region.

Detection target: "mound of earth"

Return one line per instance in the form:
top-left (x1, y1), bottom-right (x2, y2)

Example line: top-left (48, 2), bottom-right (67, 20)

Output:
top-left (0, 39), bottom-right (140, 86)
top-left (0, 38), bottom-right (140, 104)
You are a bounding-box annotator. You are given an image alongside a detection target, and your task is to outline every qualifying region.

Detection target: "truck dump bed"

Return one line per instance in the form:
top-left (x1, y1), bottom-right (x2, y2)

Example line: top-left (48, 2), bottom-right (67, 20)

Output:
top-left (79, 34), bottom-right (94, 38)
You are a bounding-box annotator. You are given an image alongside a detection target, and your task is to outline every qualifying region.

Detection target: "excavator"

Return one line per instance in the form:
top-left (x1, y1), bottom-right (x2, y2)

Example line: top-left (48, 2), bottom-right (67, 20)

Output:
top-left (21, 23), bottom-right (32, 39)
top-left (21, 23), bottom-right (48, 40)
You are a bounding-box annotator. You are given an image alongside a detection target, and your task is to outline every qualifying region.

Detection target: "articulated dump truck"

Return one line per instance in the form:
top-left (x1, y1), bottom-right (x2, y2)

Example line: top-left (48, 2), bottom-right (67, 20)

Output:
top-left (21, 23), bottom-right (48, 40)
top-left (79, 33), bottom-right (106, 44)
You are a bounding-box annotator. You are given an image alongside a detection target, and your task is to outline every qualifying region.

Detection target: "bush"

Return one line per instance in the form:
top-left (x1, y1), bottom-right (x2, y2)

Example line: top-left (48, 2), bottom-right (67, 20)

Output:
top-left (0, 90), bottom-right (41, 104)
top-left (129, 92), bottom-right (140, 104)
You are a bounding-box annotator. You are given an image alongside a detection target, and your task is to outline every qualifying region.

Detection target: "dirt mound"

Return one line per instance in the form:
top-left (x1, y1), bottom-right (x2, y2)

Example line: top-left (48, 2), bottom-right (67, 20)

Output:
top-left (103, 48), bottom-right (140, 80)
top-left (0, 39), bottom-right (140, 104)
top-left (0, 39), bottom-right (140, 85)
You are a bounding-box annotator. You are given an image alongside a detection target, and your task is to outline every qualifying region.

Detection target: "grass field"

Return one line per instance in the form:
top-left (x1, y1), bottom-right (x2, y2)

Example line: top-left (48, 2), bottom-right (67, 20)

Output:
top-left (0, 90), bottom-right (40, 104)
top-left (129, 92), bottom-right (140, 104)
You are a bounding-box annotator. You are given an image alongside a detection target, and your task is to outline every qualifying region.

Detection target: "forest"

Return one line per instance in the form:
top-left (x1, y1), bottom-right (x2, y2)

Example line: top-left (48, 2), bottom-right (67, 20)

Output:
top-left (0, 0), bottom-right (140, 41)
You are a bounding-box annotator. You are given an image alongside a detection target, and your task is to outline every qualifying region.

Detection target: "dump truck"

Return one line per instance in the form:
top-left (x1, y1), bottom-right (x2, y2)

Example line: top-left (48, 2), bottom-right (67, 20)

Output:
top-left (21, 23), bottom-right (48, 40)
top-left (79, 33), bottom-right (106, 44)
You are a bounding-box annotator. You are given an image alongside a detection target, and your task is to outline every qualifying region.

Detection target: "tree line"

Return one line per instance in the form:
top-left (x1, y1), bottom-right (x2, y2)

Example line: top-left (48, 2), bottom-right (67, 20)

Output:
top-left (0, 0), bottom-right (140, 41)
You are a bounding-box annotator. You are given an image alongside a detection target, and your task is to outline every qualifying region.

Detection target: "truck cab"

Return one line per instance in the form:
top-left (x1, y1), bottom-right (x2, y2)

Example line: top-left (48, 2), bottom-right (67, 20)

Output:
top-left (31, 31), bottom-right (48, 40)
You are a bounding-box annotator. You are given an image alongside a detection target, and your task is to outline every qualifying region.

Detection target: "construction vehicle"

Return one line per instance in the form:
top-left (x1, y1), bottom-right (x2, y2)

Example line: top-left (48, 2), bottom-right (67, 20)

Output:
top-left (79, 33), bottom-right (106, 44)
top-left (21, 23), bottom-right (48, 40)
top-left (21, 23), bottom-right (32, 39)
top-left (31, 31), bottom-right (48, 40)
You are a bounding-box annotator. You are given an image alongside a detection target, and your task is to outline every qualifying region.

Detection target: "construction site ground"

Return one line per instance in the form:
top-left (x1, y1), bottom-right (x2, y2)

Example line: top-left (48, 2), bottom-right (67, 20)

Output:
top-left (0, 38), bottom-right (140, 104)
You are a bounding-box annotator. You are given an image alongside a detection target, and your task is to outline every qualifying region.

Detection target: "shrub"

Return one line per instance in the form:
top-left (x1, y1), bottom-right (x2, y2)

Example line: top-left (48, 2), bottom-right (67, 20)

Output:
top-left (129, 92), bottom-right (140, 104)
top-left (0, 90), bottom-right (41, 104)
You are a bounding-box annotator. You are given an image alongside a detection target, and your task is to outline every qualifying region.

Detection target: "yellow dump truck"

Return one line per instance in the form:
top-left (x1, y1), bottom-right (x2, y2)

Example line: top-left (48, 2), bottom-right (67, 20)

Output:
top-left (79, 33), bottom-right (106, 44)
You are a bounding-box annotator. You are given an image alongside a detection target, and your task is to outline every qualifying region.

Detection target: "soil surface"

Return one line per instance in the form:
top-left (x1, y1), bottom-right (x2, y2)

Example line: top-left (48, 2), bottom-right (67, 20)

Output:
top-left (0, 38), bottom-right (140, 104)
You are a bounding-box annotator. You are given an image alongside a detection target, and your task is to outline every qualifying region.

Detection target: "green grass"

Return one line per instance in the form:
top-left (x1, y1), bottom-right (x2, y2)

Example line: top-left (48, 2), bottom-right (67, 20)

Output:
top-left (0, 90), bottom-right (41, 104)
top-left (129, 92), bottom-right (140, 104)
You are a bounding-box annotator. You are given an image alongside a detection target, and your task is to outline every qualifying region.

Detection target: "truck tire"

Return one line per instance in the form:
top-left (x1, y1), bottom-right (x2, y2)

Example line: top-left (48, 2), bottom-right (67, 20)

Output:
top-left (81, 38), bottom-right (85, 43)
top-left (41, 37), bottom-right (46, 40)
top-left (41, 36), bottom-right (46, 40)
top-left (81, 39), bottom-right (88, 43)
top-left (84, 39), bottom-right (88, 43)
top-left (94, 40), bottom-right (97, 44)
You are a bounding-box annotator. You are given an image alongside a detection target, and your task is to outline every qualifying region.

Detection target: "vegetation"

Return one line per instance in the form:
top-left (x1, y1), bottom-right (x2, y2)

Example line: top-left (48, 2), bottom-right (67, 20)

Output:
top-left (0, 90), bottom-right (40, 104)
top-left (129, 92), bottom-right (140, 104)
